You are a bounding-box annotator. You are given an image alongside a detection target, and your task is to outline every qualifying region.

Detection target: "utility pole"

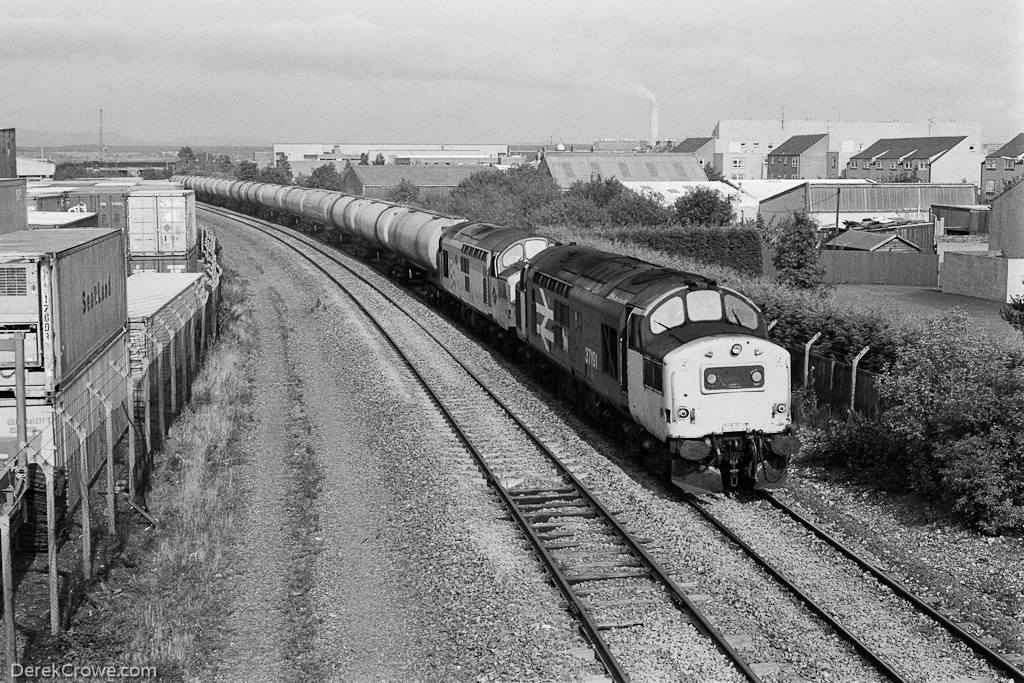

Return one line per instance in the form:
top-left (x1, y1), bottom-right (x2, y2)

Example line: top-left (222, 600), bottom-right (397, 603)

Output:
top-left (835, 187), bottom-right (841, 231)
top-left (99, 109), bottom-right (104, 156)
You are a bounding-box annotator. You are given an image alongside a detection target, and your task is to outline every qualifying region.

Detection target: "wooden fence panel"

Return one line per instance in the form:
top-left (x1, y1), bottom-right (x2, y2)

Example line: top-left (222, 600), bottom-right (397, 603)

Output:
top-left (819, 251), bottom-right (939, 287)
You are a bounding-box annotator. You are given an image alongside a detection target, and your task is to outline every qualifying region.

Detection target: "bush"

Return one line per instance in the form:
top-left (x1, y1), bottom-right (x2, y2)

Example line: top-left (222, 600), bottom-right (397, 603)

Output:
top-left (601, 225), bottom-right (762, 276)
top-left (806, 311), bottom-right (1024, 533)
top-left (1000, 293), bottom-right (1024, 338)
top-left (673, 186), bottom-right (735, 226)
top-left (772, 211), bottom-right (827, 293)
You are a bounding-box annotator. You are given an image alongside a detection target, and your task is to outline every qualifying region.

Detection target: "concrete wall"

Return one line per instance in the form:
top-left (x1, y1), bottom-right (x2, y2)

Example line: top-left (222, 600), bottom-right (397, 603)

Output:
top-left (990, 179), bottom-right (1024, 258)
top-left (941, 251), bottom-right (1024, 301)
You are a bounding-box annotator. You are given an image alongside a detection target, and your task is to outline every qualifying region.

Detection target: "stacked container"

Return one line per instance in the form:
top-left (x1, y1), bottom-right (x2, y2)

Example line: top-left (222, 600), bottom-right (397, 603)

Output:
top-left (126, 188), bottom-right (198, 274)
top-left (0, 178), bottom-right (28, 236)
top-left (0, 229), bottom-right (129, 524)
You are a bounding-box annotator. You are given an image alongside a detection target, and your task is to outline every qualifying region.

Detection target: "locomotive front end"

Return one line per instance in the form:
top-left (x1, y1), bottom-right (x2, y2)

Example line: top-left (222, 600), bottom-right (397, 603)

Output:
top-left (628, 285), bottom-right (799, 496)
top-left (663, 336), bottom-right (798, 495)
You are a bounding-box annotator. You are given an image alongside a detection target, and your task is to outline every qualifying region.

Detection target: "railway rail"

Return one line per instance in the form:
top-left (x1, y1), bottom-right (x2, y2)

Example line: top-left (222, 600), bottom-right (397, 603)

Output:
top-left (200, 205), bottom-right (762, 682)
top-left (203, 203), bottom-right (1024, 683)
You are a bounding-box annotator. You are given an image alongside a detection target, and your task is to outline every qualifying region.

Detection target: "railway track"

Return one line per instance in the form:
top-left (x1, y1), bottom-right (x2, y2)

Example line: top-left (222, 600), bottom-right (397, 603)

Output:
top-left (202, 204), bottom-right (1024, 683)
top-left (201, 205), bottom-right (761, 682)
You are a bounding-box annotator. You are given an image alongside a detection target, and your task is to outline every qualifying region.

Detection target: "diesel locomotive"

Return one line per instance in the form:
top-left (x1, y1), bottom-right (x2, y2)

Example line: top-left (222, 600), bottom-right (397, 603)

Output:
top-left (175, 175), bottom-right (799, 494)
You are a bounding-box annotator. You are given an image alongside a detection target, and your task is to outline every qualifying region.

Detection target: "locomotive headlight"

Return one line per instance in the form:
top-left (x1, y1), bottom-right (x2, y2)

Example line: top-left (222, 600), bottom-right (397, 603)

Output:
top-left (751, 370), bottom-right (763, 383)
top-left (775, 402), bottom-right (788, 414)
top-left (706, 373), bottom-right (718, 385)
top-left (677, 407), bottom-right (690, 419)
top-left (731, 344), bottom-right (742, 356)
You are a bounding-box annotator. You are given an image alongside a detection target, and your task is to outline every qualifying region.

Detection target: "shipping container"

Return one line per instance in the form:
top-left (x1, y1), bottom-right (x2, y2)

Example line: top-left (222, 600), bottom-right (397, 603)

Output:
top-left (26, 187), bottom-right (67, 212)
top-left (0, 177), bottom-right (28, 235)
top-left (126, 188), bottom-right (197, 256)
top-left (63, 187), bottom-right (130, 231)
top-left (0, 128), bottom-right (16, 178)
top-left (27, 211), bottom-right (99, 229)
top-left (0, 331), bottom-right (129, 513)
top-left (126, 273), bottom-right (206, 383)
top-left (128, 248), bottom-right (200, 275)
top-left (0, 229), bottom-right (127, 397)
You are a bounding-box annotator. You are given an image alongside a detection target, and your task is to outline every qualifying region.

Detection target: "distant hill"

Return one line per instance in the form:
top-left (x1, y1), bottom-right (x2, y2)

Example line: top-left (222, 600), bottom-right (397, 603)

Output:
top-left (13, 128), bottom-right (272, 151)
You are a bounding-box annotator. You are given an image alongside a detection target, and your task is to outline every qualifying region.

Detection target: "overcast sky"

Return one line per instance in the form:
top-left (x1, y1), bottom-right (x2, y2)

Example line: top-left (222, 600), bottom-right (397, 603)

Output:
top-left (1, 1), bottom-right (1022, 145)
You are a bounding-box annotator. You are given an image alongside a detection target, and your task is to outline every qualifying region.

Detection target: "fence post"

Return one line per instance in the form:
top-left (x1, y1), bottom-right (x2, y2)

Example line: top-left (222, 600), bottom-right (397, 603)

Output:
top-left (146, 332), bottom-right (166, 446)
top-left (157, 320), bottom-right (178, 418)
top-left (803, 332), bottom-right (822, 390)
top-left (1, 507), bottom-right (14, 681)
top-left (86, 383), bottom-right (116, 535)
top-left (850, 346), bottom-right (871, 413)
top-left (108, 360), bottom-right (137, 502)
top-left (54, 408), bottom-right (91, 581)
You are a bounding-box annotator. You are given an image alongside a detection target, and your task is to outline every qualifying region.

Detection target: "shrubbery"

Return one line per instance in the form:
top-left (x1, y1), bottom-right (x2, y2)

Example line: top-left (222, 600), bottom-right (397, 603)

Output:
top-left (804, 311), bottom-right (1024, 533)
top-left (599, 225), bottom-right (763, 277)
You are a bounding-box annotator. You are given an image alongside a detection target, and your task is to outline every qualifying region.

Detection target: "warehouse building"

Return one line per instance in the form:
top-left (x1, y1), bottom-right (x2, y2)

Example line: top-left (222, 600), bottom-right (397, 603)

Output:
top-left (340, 165), bottom-right (496, 200)
top-left (539, 152), bottom-right (706, 190)
top-left (757, 181), bottom-right (977, 227)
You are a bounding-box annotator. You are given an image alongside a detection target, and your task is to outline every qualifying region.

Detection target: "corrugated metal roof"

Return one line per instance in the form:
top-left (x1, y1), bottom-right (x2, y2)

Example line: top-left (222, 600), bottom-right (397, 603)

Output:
top-left (346, 165), bottom-right (496, 188)
top-left (540, 153), bottom-right (706, 189)
top-left (986, 133), bottom-right (1024, 160)
top-left (127, 273), bottom-right (204, 318)
top-left (827, 230), bottom-right (920, 251)
top-left (621, 181), bottom-right (739, 207)
top-left (671, 138), bottom-right (713, 153)
top-left (804, 183), bottom-right (976, 212)
top-left (851, 136), bottom-right (966, 161)
top-left (768, 134), bottom-right (827, 156)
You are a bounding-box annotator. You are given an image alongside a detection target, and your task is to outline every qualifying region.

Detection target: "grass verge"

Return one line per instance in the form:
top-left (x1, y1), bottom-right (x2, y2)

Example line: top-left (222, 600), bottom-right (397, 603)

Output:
top-left (21, 268), bottom-right (254, 681)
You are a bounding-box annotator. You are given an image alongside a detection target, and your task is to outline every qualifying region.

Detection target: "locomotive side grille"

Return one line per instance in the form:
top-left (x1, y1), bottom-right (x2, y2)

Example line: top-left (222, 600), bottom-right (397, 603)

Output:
top-left (0, 268), bottom-right (28, 296)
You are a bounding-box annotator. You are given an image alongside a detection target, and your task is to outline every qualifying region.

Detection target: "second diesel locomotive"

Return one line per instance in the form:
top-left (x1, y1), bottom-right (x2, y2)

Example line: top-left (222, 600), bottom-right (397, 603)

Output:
top-left (176, 175), bottom-right (799, 494)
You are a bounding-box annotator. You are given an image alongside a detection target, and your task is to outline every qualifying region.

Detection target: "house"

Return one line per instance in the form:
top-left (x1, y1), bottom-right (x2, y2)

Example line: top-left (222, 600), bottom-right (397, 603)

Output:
top-left (672, 138), bottom-right (715, 169)
top-left (824, 230), bottom-right (921, 252)
top-left (767, 134), bottom-right (831, 179)
top-left (981, 133), bottom-right (1024, 198)
top-left (538, 152), bottom-right (706, 190)
top-left (340, 165), bottom-right (496, 200)
top-left (713, 119), bottom-right (982, 179)
top-left (989, 176), bottom-right (1024, 259)
top-left (845, 137), bottom-right (979, 183)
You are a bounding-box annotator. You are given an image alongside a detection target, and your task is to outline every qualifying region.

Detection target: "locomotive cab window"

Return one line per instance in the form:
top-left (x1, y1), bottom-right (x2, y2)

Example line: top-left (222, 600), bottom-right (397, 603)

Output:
top-left (686, 290), bottom-right (722, 322)
top-left (649, 296), bottom-right (685, 334)
top-left (723, 293), bottom-right (759, 330)
top-left (524, 239), bottom-right (548, 259)
top-left (499, 245), bottom-right (524, 270)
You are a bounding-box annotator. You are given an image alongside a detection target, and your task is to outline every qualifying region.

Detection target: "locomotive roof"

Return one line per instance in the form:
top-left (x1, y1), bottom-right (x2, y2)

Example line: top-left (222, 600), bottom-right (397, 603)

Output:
top-left (449, 222), bottom-right (540, 253)
top-left (530, 244), bottom-right (716, 303)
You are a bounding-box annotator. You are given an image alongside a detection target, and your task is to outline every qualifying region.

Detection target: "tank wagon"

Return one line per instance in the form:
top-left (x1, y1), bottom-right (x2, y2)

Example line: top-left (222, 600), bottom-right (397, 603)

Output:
top-left (175, 175), bottom-right (799, 494)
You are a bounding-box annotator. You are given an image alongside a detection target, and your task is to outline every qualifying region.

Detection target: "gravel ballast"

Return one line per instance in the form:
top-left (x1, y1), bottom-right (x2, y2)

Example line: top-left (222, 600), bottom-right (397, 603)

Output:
top-left (202, 209), bottom-right (1022, 682)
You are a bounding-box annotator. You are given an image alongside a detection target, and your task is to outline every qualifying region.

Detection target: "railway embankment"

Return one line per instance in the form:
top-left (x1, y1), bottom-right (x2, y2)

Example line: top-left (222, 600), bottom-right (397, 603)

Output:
top-left (22, 267), bottom-right (254, 677)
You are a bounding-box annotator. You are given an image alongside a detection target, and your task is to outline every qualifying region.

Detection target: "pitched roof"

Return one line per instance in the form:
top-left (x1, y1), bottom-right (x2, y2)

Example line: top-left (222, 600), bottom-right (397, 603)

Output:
top-left (850, 136), bottom-right (966, 162)
top-left (767, 134), bottom-right (827, 157)
top-left (346, 165), bottom-right (496, 188)
top-left (986, 133), bottom-right (1024, 160)
top-left (672, 137), bottom-right (714, 153)
top-left (826, 230), bottom-right (920, 251)
top-left (540, 153), bottom-right (706, 189)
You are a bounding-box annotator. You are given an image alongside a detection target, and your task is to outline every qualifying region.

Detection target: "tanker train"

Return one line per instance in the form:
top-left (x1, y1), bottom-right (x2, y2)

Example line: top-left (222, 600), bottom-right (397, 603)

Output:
top-left (174, 175), bottom-right (799, 494)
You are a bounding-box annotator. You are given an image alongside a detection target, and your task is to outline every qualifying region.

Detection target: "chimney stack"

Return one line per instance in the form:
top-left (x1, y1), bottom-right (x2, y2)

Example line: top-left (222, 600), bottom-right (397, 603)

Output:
top-left (649, 99), bottom-right (659, 147)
